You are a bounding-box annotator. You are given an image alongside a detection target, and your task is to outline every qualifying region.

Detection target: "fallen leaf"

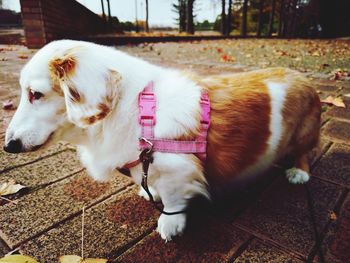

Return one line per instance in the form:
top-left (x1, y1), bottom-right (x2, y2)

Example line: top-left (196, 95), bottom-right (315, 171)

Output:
top-left (321, 96), bottom-right (346, 108)
top-left (216, 47), bottom-right (223, 53)
top-left (329, 211), bottom-right (337, 221)
top-left (59, 255), bottom-right (107, 263)
top-left (0, 180), bottom-right (26, 196)
top-left (2, 100), bottom-right (13, 110)
top-left (0, 255), bottom-right (39, 263)
top-left (344, 93), bottom-right (350, 98)
top-left (18, 55), bottom-right (28, 60)
top-left (220, 54), bottom-right (235, 62)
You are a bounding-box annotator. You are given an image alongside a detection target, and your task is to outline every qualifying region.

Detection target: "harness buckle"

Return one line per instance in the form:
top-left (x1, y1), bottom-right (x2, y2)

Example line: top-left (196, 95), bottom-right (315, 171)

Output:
top-left (138, 91), bottom-right (156, 126)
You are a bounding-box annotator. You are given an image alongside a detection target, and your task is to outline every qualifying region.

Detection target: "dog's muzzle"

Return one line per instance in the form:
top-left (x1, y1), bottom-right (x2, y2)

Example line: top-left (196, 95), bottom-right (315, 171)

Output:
top-left (3, 139), bottom-right (23, 153)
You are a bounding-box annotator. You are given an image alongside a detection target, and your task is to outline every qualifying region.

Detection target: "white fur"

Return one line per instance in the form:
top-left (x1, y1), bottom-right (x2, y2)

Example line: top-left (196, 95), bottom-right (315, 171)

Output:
top-left (237, 81), bottom-right (287, 179)
top-left (286, 167), bottom-right (310, 184)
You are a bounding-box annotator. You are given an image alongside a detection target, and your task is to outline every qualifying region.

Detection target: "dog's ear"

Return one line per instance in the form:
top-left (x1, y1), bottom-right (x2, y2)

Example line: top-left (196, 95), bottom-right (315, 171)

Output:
top-left (49, 54), bottom-right (121, 127)
top-left (66, 69), bottom-right (121, 128)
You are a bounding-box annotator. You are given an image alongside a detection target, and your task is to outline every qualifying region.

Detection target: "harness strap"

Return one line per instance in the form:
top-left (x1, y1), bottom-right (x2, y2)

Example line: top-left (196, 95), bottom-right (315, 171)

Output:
top-left (138, 81), bottom-right (210, 161)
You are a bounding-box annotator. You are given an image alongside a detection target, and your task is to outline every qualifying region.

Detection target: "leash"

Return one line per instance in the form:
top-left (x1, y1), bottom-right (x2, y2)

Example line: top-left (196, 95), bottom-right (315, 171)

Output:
top-left (139, 138), bottom-right (187, 215)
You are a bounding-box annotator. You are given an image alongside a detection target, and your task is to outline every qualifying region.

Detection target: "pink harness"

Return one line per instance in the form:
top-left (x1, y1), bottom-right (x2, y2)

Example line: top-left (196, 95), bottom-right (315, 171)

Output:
top-left (124, 81), bottom-right (210, 169)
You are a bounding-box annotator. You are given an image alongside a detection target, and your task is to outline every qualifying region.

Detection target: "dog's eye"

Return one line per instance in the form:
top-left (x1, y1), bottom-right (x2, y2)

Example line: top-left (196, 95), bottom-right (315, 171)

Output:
top-left (29, 89), bottom-right (44, 103)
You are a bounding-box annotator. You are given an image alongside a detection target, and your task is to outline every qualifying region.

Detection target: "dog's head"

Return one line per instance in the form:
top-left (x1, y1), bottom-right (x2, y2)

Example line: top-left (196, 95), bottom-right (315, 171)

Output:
top-left (4, 40), bottom-right (121, 153)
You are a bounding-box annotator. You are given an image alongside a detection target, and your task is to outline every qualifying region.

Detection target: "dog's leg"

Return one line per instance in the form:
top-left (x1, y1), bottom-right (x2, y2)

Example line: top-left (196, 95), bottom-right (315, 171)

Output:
top-left (138, 186), bottom-right (161, 202)
top-left (286, 153), bottom-right (310, 184)
top-left (154, 172), bottom-right (208, 241)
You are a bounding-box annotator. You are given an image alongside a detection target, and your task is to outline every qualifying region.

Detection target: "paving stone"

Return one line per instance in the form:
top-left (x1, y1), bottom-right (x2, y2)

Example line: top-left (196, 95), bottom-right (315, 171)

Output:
top-left (314, 84), bottom-right (338, 93)
top-left (234, 239), bottom-right (303, 263)
top-left (234, 176), bottom-right (343, 258)
top-left (0, 150), bottom-right (82, 188)
top-left (116, 219), bottom-right (250, 263)
top-left (313, 143), bottom-right (350, 187)
top-left (322, 119), bottom-right (350, 144)
top-left (0, 133), bottom-right (71, 173)
top-left (318, 194), bottom-right (350, 263)
top-left (20, 186), bottom-right (159, 263)
top-left (325, 96), bottom-right (350, 121)
top-left (0, 171), bottom-right (133, 248)
top-left (0, 239), bottom-right (9, 258)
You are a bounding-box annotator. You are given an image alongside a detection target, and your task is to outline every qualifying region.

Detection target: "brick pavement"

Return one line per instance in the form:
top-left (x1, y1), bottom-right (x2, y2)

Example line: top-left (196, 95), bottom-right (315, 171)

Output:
top-left (0, 42), bottom-right (349, 263)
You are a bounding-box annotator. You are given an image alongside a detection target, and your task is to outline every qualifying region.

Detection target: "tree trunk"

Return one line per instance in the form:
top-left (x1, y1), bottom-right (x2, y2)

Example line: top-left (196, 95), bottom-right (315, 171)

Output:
top-left (106, 0), bottom-right (111, 22)
top-left (145, 0), bottom-right (149, 32)
top-left (241, 0), bottom-right (248, 37)
top-left (186, 0), bottom-right (194, 34)
top-left (226, 0), bottom-right (232, 36)
top-left (100, 0), bottom-right (106, 21)
top-left (257, 0), bottom-right (264, 37)
top-left (290, 0), bottom-right (298, 37)
top-left (268, 0), bottom-right (277, 36)
top-left (221, 0), bottom-right (226, 35)
top-left (278, 0), bottom-right (285, 37)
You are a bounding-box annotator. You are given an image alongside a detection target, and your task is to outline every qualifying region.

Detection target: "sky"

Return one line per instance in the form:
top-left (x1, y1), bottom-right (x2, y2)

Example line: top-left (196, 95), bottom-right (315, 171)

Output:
top-left (3, 0), bottom-right (222, 27)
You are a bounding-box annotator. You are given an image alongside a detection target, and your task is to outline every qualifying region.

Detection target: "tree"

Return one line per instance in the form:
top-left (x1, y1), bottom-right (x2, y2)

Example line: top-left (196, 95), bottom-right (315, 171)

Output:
top-left (186, 0), bottom-right (195, 34)
top-left (226, 0), bottom-right (233, 36)
top-left (241, 0), bottom-right (248, 36)
top-left (145, 0), bottom-right (149, 32)
top-left (257, 0), bottom-right (264, 37)
top-left (172, 0), bottom-right (187, 32)
top-left (221, 0), bottom-right (226, 35)
top-left (268, 0), bottom-right (277, 36)
top-left (278, 0), bottom-right (285, 37)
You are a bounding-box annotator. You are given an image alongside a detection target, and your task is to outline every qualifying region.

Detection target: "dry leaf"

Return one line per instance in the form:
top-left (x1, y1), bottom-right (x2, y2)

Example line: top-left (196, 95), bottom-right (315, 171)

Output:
top-left (344, 93), bottom-right (350, 98)
top-left (18, 55), bottom-right (28, 60)
top-left (0, 180), bottom-right (26, 196)
top-left (220, 54), bottom-right (235, 62)
top-left (321, 96), bottom-right (346, 108)
top-left (0, 255), bottom-right (39, 263)
top-left (329, 211), bottom-right (337, 221)
top-left (2, 100), bottom-right (13, 110)
top-left (59, 255), bottom-right (107, 263)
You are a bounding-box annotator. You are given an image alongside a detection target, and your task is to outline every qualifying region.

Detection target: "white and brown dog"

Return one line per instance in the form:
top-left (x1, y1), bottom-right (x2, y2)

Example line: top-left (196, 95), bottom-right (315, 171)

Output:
top-left (4, 40), bottom-right (321, 241)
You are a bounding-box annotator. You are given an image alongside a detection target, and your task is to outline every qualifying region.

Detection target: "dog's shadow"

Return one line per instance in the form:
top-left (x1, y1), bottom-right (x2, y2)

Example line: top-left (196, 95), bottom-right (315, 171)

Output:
top-left (174, 166), bottom-right (284, 247)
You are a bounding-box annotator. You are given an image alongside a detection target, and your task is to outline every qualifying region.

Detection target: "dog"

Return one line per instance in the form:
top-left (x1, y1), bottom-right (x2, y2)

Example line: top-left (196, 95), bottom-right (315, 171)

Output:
top-left (4, 40), bottom-right (321, 241)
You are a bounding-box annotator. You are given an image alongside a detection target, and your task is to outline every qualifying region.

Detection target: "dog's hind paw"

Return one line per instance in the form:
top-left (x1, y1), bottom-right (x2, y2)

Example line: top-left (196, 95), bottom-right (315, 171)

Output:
top-left (286, 167), bottom-right (310, 184)
top-left (156, 213), bottom-right (186, 241)
top-left (138, 186), bottom-right (160, 202)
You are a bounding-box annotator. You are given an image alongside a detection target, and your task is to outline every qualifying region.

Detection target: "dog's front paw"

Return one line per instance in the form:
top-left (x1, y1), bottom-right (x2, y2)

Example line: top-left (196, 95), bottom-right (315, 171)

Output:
top-left (138, 186), bottom-right (160, 202)
top-left (156, 213), bottom-right (186, 241)
top-left (286, 167), bottom-right (310, 184)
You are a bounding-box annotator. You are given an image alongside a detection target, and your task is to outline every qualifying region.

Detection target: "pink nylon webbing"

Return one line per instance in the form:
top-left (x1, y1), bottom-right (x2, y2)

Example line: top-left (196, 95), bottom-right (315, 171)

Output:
top-left (138, 81), bottom-right (210, 161)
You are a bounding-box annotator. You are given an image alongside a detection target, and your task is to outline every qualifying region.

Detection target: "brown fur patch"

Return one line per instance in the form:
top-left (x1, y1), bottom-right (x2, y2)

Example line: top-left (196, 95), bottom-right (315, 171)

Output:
top-left (191, 67), bottom-right (321, 185)
top-left (278, 71), bottom-right (321, 163)
top-left (49, 56), bottom-right (76, 79)
top-left (52, 83), bottom-right (63, 96)
top-left (193, 69), bottom-right (283, 184)
top-left (84, 115), bottom-right (96, 125)
top-left (81, 103), bottom-right (111, 125)
top-left (68, 85), bottom-right (82, 103)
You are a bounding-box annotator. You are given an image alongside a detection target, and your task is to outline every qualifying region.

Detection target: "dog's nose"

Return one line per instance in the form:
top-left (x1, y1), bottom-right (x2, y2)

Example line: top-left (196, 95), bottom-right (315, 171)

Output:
top-left (3, 139), bottom-right (23, 153)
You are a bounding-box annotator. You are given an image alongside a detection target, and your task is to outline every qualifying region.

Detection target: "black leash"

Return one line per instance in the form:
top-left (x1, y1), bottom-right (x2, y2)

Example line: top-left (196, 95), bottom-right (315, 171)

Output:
top-left (139, 148), bottom-right (186, 215)
top-left (305, 184), bottom-right (325, 263)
